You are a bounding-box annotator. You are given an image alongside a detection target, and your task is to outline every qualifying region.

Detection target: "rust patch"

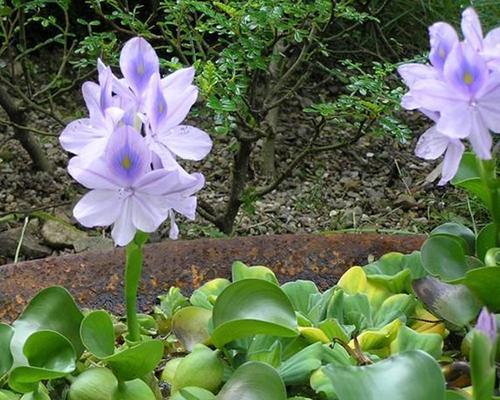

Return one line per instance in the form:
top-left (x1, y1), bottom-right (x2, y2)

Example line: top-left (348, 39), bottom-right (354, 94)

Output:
top-left (0, 233), bottom-right (424, 322)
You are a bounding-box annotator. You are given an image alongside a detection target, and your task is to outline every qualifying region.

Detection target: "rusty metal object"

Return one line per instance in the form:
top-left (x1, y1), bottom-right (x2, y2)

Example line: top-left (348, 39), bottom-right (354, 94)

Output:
top-left (0, 233), bottom-right (425, 322)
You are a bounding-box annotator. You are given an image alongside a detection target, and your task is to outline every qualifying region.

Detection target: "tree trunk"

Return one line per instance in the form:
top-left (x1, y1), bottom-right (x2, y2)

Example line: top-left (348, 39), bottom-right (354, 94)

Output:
top-left (0, 85), bottom-right (50, 172)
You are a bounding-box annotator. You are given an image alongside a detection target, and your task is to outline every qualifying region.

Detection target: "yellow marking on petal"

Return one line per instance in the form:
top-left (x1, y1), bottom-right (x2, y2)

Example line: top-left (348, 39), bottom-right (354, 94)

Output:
top-left (122, 155), bottom-right (132, 170)
top-left (158, 103), bottom-right (164, 114)
top-left (438, 48), bottom-right (446, 59)
top-left (137, 63), bottom-right (145, 75)
top-left (464, 72), bottom-right (474, 85)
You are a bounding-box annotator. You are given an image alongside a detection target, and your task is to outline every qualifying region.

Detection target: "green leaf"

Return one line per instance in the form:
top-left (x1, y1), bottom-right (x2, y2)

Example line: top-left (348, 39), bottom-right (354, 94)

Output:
top-left (111, 379), bottom-right (156, 400)
top-left (445, 390), bottom-right (471, 399)
top-left (190, 279), bottom-right (231, 310)
top-left (421, 235), bottom-right (477, 281)
top-left (281, 280), bottom-right (319, 316)
top-left (0, 390), bottom-right (19, 400)
top-left (452, 152), bottom-right (491, 208)
top-left (324, 350), bottom-right (446, 400)
top-left (232, 261), bottom-right (279, 285)
top-left (68, 368), bottom-right (117, 400)
top-left (170, 387), bottom-right (215, 400)
top-left (477, 224), bottom-right (497, 262)
top-left (217, 362), bottom-right (287, 400)
top-left (390, 326), bottom-right (443, 359)
top-left (463, 267), bottom-right (500, 312)
top-left (80, 311), bottom-right (115, 358)
top-left (277, 342), bottom-right (323, 385)
top-left (248, 340), bottom-right (282, 367)
top-left (373, 294), bottom-right (416, 328)
top-left (310, 367), bottom-right (336, 400)
top-left (11, 287), bottom-right (84, 367)
top-left (430, 223), bottom-right (476, 255)
top-left (9, 331), bottom-right (76, 393)
top-left (105, 340), bottom-right (164, 381)
top-left (364, 251), bottom-right (427, 280)
top-left (413, 277), bottom-right (481, 328)
top-left (211, 279), bottom-right (298, 347)
top-left (0, 323), bottom-right (14, 375)
top-left (172, 307), bottom-right (211, 351)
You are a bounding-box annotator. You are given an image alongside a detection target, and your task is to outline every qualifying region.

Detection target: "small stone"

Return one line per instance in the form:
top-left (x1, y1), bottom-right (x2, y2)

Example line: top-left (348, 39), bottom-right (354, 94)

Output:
top-left (73, 236), bottom-right (114, 253)
top-left (394, 194), bottom-right (418, 210)
top-left (41, 219), bottom-right (86, 249)
top-left (0, 226), bottom-right (51, 259)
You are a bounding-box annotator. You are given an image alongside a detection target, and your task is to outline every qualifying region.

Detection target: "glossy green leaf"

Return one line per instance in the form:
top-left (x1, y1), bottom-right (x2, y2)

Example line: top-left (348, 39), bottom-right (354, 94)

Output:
top-left (11, 286), bottom-right (84, 367)
top-left (9, 331), bottom-right (76, 393)
top-left (0, 390), bottom-right (20, 400)
top-left (68, 368), bottom-right (117, 400)
top-left (172, 306), bottom-right (212, 351)
top-left (277, 342), bottom-right (322, 384)
top-left (211, 279), bottom-right (298, 347)
top-left (248, 340), bottom-right (282, 367)
top-left (172, 344), bottom-right (223, 393)
top-left (413, 277), bottom-right (481, 328)
top-left (318, 319), bottom-right (350, 343)
top-left (281, 280), bottom-right (319, 316)
top-left (0, 323), bottom-right (14, 375)
top-left (170, 387), bottom-right (215, 400)
top-left (476, 224), bottom-right (496, 262)
top-left (329, 290), bottom-right (372, 331)
top-left (390, 326), bottom-right (443, 359)
top-left (105, 340), bottom-right (164, 381)
top-left (111, 379), bottom-right (156, 400)
top-left (373, 294), bottom-right (416, 328)
top-left (421, 235), bottom-right (477, 281)
top-left (364, 251), bottom-right (427, 280)
top-left (463, 267), bottom-right (500, 311)
top-left (80, 311), bottom-right (115, 358)
top-left (20, 386), bottom-right (50, 400)
top-left (484, 248), bottom-right (500, 267)
top-left (232, 261), bottom-right (279, 285)
top-left (430, 223), bottom-right (476, 255)
top-left (324, 350), bottom-right (446, 400)
top-left (310, 367), bottom-right (336, 400)
top-left (217, 361), bottom-right (287, 400)
top-left (190, 279), bottom-right (231, 310)
top-left (451, 152), bottom-right (491, 208)
top-left (445, 390), bottom-right (471, 400)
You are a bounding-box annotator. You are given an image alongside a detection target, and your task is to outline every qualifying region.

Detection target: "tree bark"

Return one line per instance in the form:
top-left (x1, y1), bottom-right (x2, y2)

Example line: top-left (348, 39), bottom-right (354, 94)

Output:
top-left (0, 85), bottom-right (50, 172)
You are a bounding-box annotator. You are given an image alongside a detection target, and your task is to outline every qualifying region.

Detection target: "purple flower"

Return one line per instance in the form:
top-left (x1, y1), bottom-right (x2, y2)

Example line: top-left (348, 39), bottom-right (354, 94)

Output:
top-left (408, 41), bottom-right (500, 159)
top-left (429, 22), bottom-right (459, 72)
top-left (476, 307), bottom-right (497, 343)
top-left (69, 126), bottom-right (204, 246)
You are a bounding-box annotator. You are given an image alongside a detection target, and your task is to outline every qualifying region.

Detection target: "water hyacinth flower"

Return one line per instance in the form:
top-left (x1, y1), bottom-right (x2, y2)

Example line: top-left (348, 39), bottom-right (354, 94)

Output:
top-left (399, 7), bottom-right (500, 184)
top-left (69, 126), bottom-right (204, 246)
top-left (475, 307), bottom-right (497, 344)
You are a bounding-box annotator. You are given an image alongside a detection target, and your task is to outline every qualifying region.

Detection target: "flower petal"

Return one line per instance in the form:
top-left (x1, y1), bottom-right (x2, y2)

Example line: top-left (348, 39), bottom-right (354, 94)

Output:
top-left (111, 199), bottom-right (136, 246)
top-left (163, 85), bottom-right (198, 129)
top-left (144, 74), bottom-right (168, 132)
top-left (68, 155), bottom-right (119, 190)
top-left (398, 63), bottom-right (438, 87)
top-left (168, 209), bottom-right (179, 240)
top-left (131, 193), bottom-right (168, 233)
top-left (105, 126), bottom-right (151, 186)
top-left (477, 72), bottom-right (500, 133)
top-left (436, 105), bottom-right (472, 139)
top-left (73, 189), bottom-right (122, 227)
top-left (160, 125), bottom-right (212, 161)
top-left (60, 118), bottom-right (104, 155)
top-left (120, 37), bottom-right (159, 96)
top-left (429, 22), bottom-right (459, 71)
top-left (415, 125), bottom-right (449, 160)
top-left (468, 114), bottom-right (492, 159)
top-left (439, 139), bottom-right (464, 185)
top-left (410, 79), bottom-right (466, 112)
top-left (161, 67), bottom-right (195, 90)
top-left (461, 7), bottom-right (483, 51)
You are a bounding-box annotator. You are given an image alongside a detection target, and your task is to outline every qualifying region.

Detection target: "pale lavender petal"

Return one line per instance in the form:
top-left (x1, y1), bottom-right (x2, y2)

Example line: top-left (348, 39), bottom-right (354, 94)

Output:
top-left (147, 138), bottom-right (179, 170)
top-left (98, 64), bottom-right (113, 111)
top-left (477, 72), bottom-right (500, 132)
top-left (476, 307), bottom-right (497, 343)
top-left (444, 42), bottom-right (488, 96)
top-left (420, 109), bottom-right (439, 122)
top-left (170, 196), bottom-right (197, 220)
top-left (437, 105), bottom-right (472, 138)
top-left (438, 139), bottom-right (464, 185)
top-left (168, 209), bottom-right (179, 240)
top-left (68, 156), bottom-right (119, 190)
top-left (105, 126), bottom-right (151, 186)
top-left (82, 81), bottom-right (103, 122)
top-left (429, 22), bottom-right (459, 71)
top-left (120, 37), bottom-right (159, 96)
top-left (60, 118), bottom-right (103, 155)
top-left (162, 85), bottom-right (198, 129)
top-left (398, 63), bottom-right (439, 87)
top-left (161, 125), bottom-right (212, 161)
top-left (73, 189), bottom-right (122, 227)
top-left (111, 199), bottom-right (136, 246)
top-left (144, 74), bottom-right (168, 132)
top-left (415, 126), bottom-right (449, 160)
top-left (131, 193), bottom-right (168, 233)
top-left (411, 79), bottom-right (467, 112)
top-left (468, 114), bottom-right (492, 159)
top-left (401, 92), bottom-right (420, 110)
top-left (461, 8), bottom-right (483, 51)
top-left (483, 27), bottom-right (500, 64)
top-left (136, 168), bottom-right (201, 196)
top-left (78, 137), bottom-right (108, 162)
top-left (161, 67), bottom-right (195, 91)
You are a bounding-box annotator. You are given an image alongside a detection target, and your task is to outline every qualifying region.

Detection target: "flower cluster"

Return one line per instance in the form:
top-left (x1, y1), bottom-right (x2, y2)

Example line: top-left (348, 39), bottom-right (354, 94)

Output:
top-left (399, 8), bottom-right (500, 185)
top-left (60, 38), bottom-right (212, 246)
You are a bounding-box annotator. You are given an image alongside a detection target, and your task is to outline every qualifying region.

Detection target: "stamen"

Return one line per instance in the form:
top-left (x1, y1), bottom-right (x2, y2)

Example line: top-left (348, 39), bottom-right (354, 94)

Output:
top-left (122, 155), bottom-right (132, 170)
top-left (464, 72), bottom-right (474, 85)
